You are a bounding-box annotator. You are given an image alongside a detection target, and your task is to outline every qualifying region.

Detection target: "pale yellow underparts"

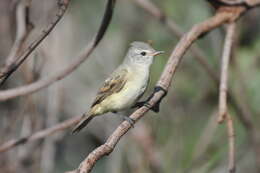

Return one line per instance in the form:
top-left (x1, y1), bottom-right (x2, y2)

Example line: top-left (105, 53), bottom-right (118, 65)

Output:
top-left (90, 65), bottom-right (149, 116)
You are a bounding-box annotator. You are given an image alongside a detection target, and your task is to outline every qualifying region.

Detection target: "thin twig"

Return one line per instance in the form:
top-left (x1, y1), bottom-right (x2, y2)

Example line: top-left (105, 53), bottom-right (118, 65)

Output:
top-left (0, 0), bottom-right (116, 102)
top-left (217, 22), bottom-right (237, 173)
top-left (68, 11), bottom-right (237, 173)
top-left (0, 0), bottom-right (33, 81)
top-left (0, 116), bottom-right (81, 153)
top-left (0, 0), bottom-right (115, 153)
top-left (218, 23), bottom-right (236, 123)
top-left (226, 113), bottom-right (235, 173)
top-left (0, 0), bottom-right (70, 85)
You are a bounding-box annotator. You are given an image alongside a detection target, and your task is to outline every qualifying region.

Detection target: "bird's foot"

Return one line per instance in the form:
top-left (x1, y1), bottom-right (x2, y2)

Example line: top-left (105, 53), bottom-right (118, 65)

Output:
top-left (133, 86), bottom-right (167, 113)
top-left (123, 116), bottom-right (135, 128)
top-left (132, 101), bottom-right (145, 108)
top-left (133, 101), bottom-right (160, 113)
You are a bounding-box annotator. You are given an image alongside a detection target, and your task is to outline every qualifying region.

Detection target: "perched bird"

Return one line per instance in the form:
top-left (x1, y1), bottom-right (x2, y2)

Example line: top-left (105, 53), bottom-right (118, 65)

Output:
top-left (72, 41), bottom-right (163, 133)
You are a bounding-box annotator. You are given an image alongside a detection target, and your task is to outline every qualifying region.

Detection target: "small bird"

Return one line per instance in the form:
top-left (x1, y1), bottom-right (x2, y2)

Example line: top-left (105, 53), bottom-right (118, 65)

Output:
top-left (72, 41), bottom-right (163, 133)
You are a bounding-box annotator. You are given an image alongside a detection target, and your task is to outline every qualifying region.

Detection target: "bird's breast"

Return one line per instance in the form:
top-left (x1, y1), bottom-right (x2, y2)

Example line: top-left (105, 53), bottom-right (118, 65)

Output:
top-left (107, 68), bottom-right (149, 111)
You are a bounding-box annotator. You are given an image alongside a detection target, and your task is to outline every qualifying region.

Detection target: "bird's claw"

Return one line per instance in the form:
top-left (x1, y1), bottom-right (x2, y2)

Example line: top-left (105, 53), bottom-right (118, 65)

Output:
top-left (149, 86), bottom-right (168, 112)
top-left (133, 86), bottom-right (167, 113)
top-left (132, 101), bottom-right (158, 113)
top-left (132, 101), bottom-right (145, 108)
top-left (144, 102), bottom-right (160, 113)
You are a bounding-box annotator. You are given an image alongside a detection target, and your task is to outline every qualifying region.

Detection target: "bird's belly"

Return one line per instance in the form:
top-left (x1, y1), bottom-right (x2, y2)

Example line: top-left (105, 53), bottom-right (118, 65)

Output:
top-left (104, 75), bottom-right (148, 111)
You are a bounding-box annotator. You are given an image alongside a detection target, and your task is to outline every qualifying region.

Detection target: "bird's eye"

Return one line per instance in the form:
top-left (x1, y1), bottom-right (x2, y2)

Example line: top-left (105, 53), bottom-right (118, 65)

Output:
top-left (140, 51), bottom-right (146, 56)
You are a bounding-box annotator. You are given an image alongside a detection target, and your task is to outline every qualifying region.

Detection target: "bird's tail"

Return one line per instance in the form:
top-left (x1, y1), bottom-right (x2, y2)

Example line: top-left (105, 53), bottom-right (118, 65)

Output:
top-left (72, 112), bottom-right (94, 134)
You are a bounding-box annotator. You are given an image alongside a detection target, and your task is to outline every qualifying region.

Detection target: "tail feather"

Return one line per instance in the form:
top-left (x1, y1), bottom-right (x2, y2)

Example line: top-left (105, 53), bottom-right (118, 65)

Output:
top-left (72, 113), bottom-right (94, 134)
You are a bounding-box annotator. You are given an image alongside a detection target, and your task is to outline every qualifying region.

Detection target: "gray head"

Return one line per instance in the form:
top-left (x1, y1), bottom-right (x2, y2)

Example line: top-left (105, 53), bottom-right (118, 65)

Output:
top-left (124, 41), bottom-right (163, 66)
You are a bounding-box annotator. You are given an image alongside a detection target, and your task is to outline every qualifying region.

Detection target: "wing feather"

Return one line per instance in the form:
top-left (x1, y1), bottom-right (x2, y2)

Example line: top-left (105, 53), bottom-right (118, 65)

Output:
top-left (91, 68), bottom-right (128, 107)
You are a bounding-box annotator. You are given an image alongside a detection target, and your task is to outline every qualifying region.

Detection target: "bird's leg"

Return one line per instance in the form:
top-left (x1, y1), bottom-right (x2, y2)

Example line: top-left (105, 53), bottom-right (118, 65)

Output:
top-left (133, 86), bottom-right (167, 113)
top-left (113, 112), bottom-right (135, 128)
top-left (145, 86), bottom-right (168, 113)
top-left (132, 100), bottom-right (159, 111)
top-left (132, 101), bottom-right (146, 108)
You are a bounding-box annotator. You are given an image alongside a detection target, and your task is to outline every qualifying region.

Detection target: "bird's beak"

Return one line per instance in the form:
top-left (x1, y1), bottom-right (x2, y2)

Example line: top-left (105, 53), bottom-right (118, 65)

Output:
top-left (152, 51), bottom-right (164, 56)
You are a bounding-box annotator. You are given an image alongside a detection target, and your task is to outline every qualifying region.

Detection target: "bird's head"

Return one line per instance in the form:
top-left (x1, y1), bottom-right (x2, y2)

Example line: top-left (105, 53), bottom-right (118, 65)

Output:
top-left (125, 41), bottom-right (164, 66)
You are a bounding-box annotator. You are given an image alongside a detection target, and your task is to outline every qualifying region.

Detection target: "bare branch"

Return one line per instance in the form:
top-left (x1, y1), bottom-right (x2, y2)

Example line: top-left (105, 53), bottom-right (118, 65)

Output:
top-left (0, 115), bottom-right (81, 153)
top-left (133, 0), bottom-right (219, 84)
top-left (156, 12), bottom-right (235, 89)
top-left (0, 0), bottom-right (33, 82)
top-left (216, 21), bottom-right (237, 173)
top-left (207, 0), bottom-right (260, 7)
top-left (132, 4), bottom-right (256, 163)
top-left (226, 113), bottom-right (235, 173)
top-left (68, 10), bottom-right (237, 173)
top-left (0, 0), bottom-right (70, 85)
top-left (0, 0), bottom-right (116, 102)
top-left (0, 3), bottom-right (253, 172)
top-left (218, 23), bottom-right (236, 123)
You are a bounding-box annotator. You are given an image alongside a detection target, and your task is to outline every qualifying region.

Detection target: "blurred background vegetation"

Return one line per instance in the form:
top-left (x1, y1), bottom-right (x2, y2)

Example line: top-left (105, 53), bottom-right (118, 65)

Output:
top-left (0, 0), bottom-right (260, 173)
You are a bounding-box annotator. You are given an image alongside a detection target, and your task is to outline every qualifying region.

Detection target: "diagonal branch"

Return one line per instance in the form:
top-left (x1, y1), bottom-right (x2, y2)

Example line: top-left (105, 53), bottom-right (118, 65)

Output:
top-left (0, 0), bottom-right (116, 102)
top-left (132, 3), bottom-right (256, 158)
top-left (0, 3), bottom-right (250, 172)
top-left (0, 0), bottom-right (70, 86)
top-left (0, 0), bottom-right (34, 83)
top-left (133, 0), bottom-right (219, 84)
top-left (68, 11), bottom-right (236, 173)
top-left (0, 116), bottom-right (81, 153)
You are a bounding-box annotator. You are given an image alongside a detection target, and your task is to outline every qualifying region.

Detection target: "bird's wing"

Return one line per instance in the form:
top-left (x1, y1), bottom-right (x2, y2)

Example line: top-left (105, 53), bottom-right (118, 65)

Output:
top-left (91, 68), bottom-right (128, 107)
